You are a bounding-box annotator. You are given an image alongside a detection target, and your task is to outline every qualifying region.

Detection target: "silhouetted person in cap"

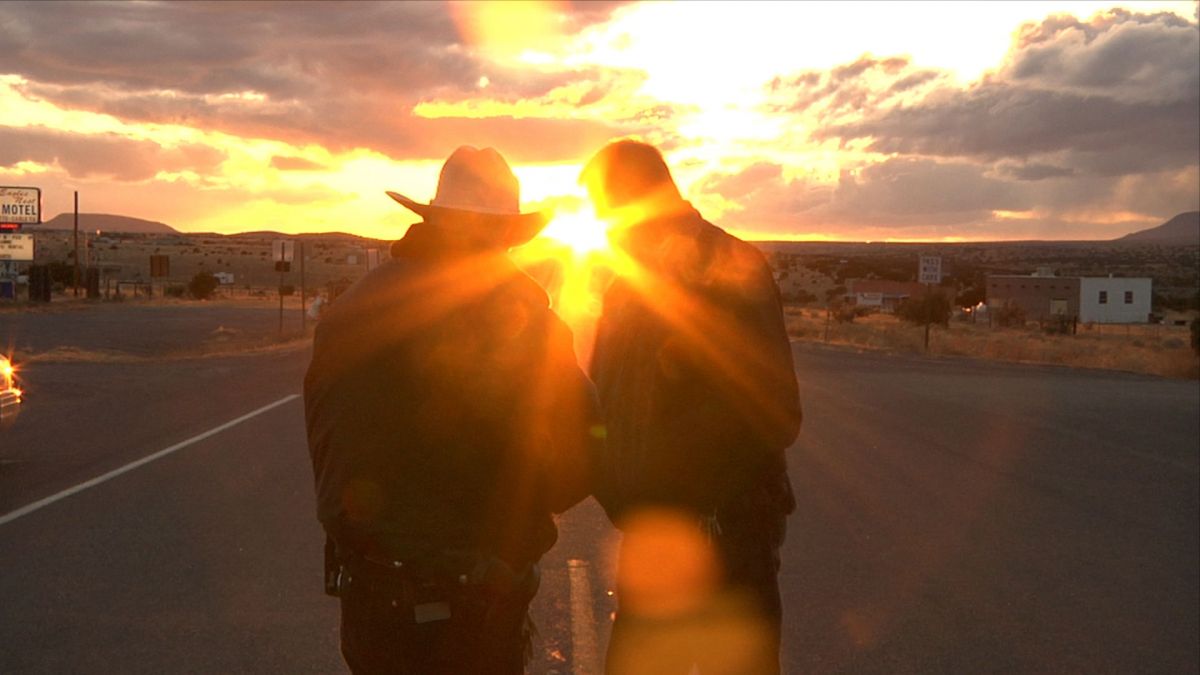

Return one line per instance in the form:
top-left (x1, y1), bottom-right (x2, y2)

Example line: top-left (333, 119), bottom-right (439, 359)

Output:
top-left (581, 140), bottom-right (802, 675)
top-left (305, 146), bottom-right (600, 674)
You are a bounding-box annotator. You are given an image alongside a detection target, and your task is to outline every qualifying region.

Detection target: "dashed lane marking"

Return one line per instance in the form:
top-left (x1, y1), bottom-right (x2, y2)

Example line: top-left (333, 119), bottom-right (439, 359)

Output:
top-left (568, 558), bottom-right (601, 675)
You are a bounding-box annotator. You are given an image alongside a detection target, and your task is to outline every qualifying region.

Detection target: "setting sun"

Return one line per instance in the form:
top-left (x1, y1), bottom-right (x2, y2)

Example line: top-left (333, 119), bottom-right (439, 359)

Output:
top-left (537, 208), bottom-right (610, 258)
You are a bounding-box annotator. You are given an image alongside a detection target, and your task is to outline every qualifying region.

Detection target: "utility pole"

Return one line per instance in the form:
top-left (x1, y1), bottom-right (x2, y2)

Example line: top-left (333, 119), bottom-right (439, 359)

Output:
top-left (923, 284), bottom-right (933, 352)
top-left (300, 240), bottom-right (306, 332)
top-left (73, 191), bottom-right (79, 297)
top-left (278, 264), bottom-right (285, 334)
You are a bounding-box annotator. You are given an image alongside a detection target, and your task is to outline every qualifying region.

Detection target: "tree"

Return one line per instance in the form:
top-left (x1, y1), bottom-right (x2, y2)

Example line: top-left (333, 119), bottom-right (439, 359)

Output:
top-left (956, 285), bottom-right (985, 308)
top-left (896, 289), bottom-right (952, 327)
top-left (993, 301), bottom-right (1027, 328)
top-left (188, 271), bottom-right (219, 300)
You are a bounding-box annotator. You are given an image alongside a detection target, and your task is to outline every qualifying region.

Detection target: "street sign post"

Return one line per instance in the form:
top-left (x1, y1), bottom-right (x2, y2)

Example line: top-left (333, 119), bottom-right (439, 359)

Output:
top-left (273, 240), bottom-right (295, 332)
top-left (916, 253), bottom-right (945, 348)
top-left (918, 255), bottom-right (944, 351)
top-left (919, 255), bottom-right (942, 285)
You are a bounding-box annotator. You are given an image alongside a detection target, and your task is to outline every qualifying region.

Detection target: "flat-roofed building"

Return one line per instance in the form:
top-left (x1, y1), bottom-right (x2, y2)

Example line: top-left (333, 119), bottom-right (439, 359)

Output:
top-left (986, 273), bottom-right (1151, 324)
top-left (1078, 277), bottom-right (1152, 324)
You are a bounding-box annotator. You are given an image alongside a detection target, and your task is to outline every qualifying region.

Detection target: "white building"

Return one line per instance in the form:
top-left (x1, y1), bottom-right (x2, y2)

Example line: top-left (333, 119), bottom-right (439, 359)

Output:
top-left (1078, 277), bottom-right (1152, 324)
top-left (987, 273), bottom-right (1153, 324)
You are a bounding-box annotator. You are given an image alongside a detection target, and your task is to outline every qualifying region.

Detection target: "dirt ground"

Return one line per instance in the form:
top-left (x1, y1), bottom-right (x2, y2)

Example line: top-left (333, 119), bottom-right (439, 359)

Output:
top-left (1, 297), bottom-right (311, 366)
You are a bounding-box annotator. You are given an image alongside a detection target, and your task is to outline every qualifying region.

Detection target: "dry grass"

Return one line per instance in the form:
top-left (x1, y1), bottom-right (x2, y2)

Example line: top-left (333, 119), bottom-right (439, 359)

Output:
top-left (785, 307), bottom-right (1200, 379)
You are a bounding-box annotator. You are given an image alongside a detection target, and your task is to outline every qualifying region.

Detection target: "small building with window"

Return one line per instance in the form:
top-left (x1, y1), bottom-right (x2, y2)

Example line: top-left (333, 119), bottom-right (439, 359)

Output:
top-left (1078, 276), bottom-right (1152, 324)
top-left (986, 272), bottom-right (1152, 324)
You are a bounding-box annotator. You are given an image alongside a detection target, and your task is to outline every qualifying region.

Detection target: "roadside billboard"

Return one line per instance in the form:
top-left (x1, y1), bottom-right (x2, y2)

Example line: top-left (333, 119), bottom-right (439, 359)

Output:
top-left (0, 186), bottom-right (42, 225)
top-left (0, 233), bottom-right (35, 261)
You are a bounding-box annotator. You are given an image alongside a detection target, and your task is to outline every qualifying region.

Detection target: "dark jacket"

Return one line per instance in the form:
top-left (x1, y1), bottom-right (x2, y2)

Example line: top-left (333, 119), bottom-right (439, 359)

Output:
top-left (304, 222), bottom-right (600, 571)
top-left (589, 206), bottom-right (801, 524)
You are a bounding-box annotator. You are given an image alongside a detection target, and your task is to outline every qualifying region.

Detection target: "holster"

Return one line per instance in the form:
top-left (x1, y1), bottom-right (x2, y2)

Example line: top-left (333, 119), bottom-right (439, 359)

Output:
top-left (324, 535), bottom-right (342, 597)
top-left (326, 536), bottom-right (539, 603)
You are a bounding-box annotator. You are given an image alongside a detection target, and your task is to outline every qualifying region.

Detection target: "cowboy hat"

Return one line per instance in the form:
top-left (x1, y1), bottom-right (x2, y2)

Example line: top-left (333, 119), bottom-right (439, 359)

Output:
top-left (387, 146), bottom-right (549, 248)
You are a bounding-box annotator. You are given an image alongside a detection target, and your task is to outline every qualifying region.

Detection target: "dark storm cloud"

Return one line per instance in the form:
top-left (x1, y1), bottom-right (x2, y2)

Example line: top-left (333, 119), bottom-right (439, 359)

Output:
top-left (696, 158), bottom-right (1032, 235)
top-left (730, 8), bottom-right (1200, 234)
top-left (823, 10), bottom-right (1199, 177)
top-left (827, 85), bottom-right (1198, 175)
top-left (0, 126), bottom-right (225, 181)
top-left (0, 1), bottom-right (474, 96)
top-left (768, 56), bottom-right (946, 124)
top-left (836, 158), bottom-right (1029, 217)
top-left (0, 1), bottom-right (630, 163)
top-left (1009, 8), bottom-right (1198, 100)
top-left (995, 161), bottom-right (1075, 181)
top-left (698, 156), bottom-right (1197, 239)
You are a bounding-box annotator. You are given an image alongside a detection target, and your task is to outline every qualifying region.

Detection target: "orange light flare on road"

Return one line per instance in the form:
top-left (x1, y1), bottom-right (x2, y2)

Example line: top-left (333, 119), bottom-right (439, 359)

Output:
top-left (1, 355), bottom-right (21, 401)
top-left (606, 507), bottom-right (775, 673)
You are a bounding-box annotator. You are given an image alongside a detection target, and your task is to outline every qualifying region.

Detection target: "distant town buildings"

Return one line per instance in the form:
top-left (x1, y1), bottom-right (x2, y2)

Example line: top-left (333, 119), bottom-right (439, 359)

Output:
top-left (987, 271), bottom-right (1152, 323)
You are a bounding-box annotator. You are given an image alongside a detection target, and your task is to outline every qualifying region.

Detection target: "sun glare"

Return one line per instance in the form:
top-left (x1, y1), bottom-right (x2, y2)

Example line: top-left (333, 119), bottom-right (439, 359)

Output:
top-left (537, 208), bottom-right (610, 257)
top-left (509, 205), bottom-right (614, 366)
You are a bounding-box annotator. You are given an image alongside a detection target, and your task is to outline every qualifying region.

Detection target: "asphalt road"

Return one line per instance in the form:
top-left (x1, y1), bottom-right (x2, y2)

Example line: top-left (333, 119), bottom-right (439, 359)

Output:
top-left (1, 305), bottom-right (1196, 673)
top-left (1, 302), bottom-right (305, 358)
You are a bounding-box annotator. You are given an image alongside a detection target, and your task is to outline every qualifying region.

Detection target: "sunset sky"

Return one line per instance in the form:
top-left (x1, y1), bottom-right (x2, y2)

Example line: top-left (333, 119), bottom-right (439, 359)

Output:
top-left (0, 0), bottom-right (1197, 242)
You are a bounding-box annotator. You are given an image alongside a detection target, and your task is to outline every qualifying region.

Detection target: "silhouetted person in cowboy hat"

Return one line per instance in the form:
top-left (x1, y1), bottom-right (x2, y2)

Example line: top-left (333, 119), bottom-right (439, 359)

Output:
top-left (305, 146), bottom-right (600, 674)
top-left (580, 140), bottom-right (801, 675)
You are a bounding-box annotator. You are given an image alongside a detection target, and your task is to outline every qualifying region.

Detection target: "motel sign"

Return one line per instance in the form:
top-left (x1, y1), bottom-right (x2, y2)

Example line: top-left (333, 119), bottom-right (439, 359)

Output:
top-left (0, 186), bottom-right (42, 225)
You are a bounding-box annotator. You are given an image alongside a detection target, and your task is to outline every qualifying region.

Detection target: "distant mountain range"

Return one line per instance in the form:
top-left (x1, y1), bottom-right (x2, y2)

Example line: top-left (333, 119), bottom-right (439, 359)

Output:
top-left (1117, 211), bottom-right (1200, 244)
top-left (33, 213), bottom-right (178, 234)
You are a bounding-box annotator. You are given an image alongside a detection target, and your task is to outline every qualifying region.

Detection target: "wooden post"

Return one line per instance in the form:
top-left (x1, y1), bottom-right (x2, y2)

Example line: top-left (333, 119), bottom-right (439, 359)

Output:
top-left (923, 283), bottom-right (932, 351)
top-left (300, 241), bottom-right (306, 332)
top-left (278, 266), bottom-right (284, 334)
top-left (72, 191), bottom-right (79, 297)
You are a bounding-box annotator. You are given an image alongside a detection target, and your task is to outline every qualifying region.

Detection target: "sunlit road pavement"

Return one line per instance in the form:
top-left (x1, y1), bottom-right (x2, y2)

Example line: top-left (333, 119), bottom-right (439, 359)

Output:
top-left (0, 310), bottom-right (1196, 673)
top-left (783, 346), bottom-right (1198, 674)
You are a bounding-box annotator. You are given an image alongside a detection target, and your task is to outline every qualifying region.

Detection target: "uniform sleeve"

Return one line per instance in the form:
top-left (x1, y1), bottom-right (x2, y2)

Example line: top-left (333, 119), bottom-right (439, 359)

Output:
top-left (728, 248), bottom-right (803, 451)
top-left (657, 240), bottom-right (801, 507)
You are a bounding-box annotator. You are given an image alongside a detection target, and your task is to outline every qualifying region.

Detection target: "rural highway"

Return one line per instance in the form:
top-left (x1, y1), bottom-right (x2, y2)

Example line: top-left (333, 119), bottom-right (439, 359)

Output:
top-left (1, 305), bottom-right (1197, 673)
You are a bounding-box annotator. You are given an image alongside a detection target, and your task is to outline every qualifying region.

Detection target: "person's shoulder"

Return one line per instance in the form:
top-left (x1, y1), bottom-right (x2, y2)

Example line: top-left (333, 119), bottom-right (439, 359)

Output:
top-left (693, 216), bottom-right (765, 262)
top-left (692, 215), bottom-right (774, 291)
top-left (498, 264), bottom-right (552, 310)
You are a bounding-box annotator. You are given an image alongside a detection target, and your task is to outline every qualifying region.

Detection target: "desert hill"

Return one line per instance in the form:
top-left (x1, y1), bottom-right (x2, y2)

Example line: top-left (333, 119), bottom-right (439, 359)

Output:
top-left (35, 213), bottom-right (178, 234)
top-left (1117, 211), bottom-right (1199, 244)
top-left (229, 230), bottom-right (379, 242)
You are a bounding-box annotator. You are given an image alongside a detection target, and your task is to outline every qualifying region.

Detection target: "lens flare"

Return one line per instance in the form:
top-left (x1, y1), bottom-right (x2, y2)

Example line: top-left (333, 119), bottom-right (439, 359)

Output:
top-left (1, 355), bottom-right (21, 426)
top-left (511, 207), bottom-right (615, 366)
top-left (616, 508), bottom-right (721, 617)
top-left (538, 209), bottom-right (610, 258)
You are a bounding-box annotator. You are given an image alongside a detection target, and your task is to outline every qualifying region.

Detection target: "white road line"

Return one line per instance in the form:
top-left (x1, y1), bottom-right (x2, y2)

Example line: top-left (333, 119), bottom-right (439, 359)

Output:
top-left (568, 558), bottom-right (601, 675)
top-left (0, 394), bottom-right (300, 527)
